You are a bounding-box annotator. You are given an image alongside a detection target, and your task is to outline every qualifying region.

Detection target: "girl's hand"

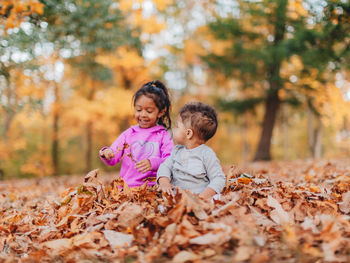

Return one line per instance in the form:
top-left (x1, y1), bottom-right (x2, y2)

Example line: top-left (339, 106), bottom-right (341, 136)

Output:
top-left (135, 159), bottom-right (152, 173)
top-left (158, 177), bottom-right (173, 196)
top-left (99, 148), bottom-right (115, 161)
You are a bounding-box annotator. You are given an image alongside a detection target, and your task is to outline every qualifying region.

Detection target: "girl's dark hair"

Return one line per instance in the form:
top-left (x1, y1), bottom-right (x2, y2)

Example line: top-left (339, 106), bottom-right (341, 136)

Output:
top-left (133, 80), bottom-right (172, 129)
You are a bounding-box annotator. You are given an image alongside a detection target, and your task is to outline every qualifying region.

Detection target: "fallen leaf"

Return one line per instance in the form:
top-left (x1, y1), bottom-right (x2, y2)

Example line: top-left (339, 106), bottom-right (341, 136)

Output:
top-left (267, 195), bottom-right (290, 225)
top-left (338, 191), bottom-right (350, 214)
top-left (234, 246), bottom-right (254, 261)
top-left (189, 231), bottom-right (231, 246)
top-left (103, 230), bottom-right (133, 250)
top-left (172, 250), bottom-right (201, 263)
top-left (41, 238), bottom-right (71, 251)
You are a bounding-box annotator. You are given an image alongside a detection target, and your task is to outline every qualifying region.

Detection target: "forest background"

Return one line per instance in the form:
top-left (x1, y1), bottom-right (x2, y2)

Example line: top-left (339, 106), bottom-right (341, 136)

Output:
top-left (0, 0), bottom-right (349, 179)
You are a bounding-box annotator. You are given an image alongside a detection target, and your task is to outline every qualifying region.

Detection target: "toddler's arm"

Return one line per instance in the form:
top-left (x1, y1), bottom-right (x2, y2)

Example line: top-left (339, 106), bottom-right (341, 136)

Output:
top-left (149, 131), bottom-right (174, 171)
top-left (156, 147), bottom-right (175, 194)
top-left (202, 148), bottom-right (226, 196)
top-left (99, 131), bottom-right (127, 166)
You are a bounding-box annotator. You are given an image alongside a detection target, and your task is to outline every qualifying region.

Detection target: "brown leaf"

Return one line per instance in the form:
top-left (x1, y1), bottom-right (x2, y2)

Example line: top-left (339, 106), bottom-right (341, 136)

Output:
top-left (168, 202), bottom-right (185, 223)
top-left (250, 250), bottom-right (270, 263)
top-left (72, 231), bottom-right (105, 249)
top-left (41, 238), bottom-right (71, 251)
top-left (233, 246), bottom-right (254, 261)
top-left (267, 195), bottom-right (290, 225)
top-left (117, 203), bottom-right (144, 228)
top-left (249, 206), bottom-right (275, 227)
top-left (338, 191), bottom-right (350, 214)
top-left (211, 193), bottom-right (239, 217)
top-left (103, 230), bottom-right (133, 250)
top-left (172, 250), bottom-right (201, 263)
top-left (189, 231), bottom-right (231, 246)
top-left (182, 191), bottom-right (208, 220)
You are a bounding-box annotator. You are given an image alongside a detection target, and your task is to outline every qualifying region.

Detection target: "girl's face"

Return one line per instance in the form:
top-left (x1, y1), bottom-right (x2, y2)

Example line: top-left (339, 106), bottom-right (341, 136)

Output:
top-left (134, 95), bottom-right (164, 129)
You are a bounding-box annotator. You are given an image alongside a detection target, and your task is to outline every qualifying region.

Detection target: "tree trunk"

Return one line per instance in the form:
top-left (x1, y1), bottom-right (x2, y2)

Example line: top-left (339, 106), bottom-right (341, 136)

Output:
top-left (86, 120), bottom-right (93, 173)
top-left (3, 72), bottom-right (15, 144)
top-left (120, 67), bottom-right (132, 89)
top-left (52, 82), bottom-right (60, 176)
top-left (85, 80), bottom-right (96, 173)
top-left (281, 106), bottom-right (289, 160)
top-left (254, 91), bottom-right (280, 160)
top-left (307, 106), bottom-right (314, 155)
top-left (253, 0), bottom-right (287, 161)
top-left (307, 106), bottom-right (323, 158)
top-left (4, 110), bottom-right (15, 142)
top-left (241, 119), bottom-right (249, 163)
top-left (314, 121), bottom-right (322, 158)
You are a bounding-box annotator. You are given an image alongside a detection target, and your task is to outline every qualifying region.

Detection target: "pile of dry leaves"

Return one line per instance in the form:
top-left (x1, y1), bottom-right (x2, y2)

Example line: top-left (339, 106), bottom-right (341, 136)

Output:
top-left (0, 159), bottom-right (349, 262)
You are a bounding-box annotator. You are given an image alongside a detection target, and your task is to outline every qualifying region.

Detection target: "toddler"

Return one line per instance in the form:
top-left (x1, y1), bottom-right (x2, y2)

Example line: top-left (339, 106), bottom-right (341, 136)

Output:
top-left (100, 80), bottom-right (174, 187)
top-left (157, 102), bottom-right (225, 199)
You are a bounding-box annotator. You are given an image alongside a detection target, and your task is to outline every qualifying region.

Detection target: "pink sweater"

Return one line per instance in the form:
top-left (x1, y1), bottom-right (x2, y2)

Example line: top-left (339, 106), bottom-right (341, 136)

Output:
top-left (100, 125), bottom-right (173, 187)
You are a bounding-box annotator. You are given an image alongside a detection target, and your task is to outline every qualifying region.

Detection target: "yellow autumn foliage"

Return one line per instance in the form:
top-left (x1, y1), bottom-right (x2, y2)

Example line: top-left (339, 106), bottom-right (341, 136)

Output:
top-left (131, 10), bottom-right (144, 28)
top-left (288, 0), bottom-right (308, 20)
top-left (62, 88), bottom-right (133, 137)
top-left (118, 0), bottom-right (136, 12)
top-left (194, 26), bottom-right (231, 57)
top-left (0, 141), bottom-right (9, 160)
top-left (153, 0), bottom-right (173, 11)
top-left (322, 84), bottom-right (349, 127)
top-left (141, 15), bottom-right (166, 34)
top-left (0, 0), bottom-right (44, 29)
top-left (96, 47), bottom-right (144, 69)
top-left (20, 149), bottom-right (53, 177)
top-left (184, 39), bottom-right (205, 64)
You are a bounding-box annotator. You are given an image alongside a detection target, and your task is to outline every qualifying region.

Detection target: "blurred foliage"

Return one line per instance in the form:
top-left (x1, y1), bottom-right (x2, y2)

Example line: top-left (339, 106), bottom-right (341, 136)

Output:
top-left (0, 0), bottom-right (349, 178)
top-left (202, 0), bottom-right (350, 160)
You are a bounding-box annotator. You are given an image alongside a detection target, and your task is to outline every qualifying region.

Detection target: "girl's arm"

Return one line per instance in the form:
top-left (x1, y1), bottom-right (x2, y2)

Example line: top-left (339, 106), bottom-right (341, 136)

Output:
top-left (100, 131), bottom-right (127, 166)
top-left (149, 131), bottom-right (174, 171)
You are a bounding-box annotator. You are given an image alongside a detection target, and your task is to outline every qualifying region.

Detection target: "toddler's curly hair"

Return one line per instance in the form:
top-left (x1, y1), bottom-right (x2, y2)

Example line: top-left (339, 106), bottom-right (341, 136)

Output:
top-left (179, 102), bottom-right (218, 141)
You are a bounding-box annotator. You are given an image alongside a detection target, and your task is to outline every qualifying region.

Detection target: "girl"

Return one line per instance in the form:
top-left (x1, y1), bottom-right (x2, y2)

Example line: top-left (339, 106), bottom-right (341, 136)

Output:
top-left (99, 80), bottom-right (174, 187)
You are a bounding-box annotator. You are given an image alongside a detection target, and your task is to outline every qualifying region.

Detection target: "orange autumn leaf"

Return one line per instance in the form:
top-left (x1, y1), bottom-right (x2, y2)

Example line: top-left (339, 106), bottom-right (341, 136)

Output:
top-left (309, 185), bottom-right (321, 193)
top-left (237, 177), bottom-right (253, 184)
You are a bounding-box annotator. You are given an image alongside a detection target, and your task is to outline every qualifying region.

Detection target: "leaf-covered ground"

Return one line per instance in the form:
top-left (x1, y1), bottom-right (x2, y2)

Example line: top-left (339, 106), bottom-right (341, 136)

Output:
top-left (0, 159), bottom-right (349, 262)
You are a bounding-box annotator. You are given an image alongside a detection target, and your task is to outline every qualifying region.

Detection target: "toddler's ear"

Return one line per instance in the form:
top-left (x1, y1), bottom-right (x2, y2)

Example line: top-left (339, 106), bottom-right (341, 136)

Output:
top-left (186, 129), bottom-right (193, 139)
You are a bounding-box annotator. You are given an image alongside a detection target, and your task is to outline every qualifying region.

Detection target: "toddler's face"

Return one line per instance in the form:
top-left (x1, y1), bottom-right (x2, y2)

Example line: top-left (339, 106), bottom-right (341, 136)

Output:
top-left (134, 95), bottom-right (163, 129)
top-left (173, 116), bottom-right (188, 145)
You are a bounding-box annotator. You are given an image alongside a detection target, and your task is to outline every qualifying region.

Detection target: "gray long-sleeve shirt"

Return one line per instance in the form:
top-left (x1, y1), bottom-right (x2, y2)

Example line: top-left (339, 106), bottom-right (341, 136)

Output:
top-left (156, 144), bottom-right (226, 194)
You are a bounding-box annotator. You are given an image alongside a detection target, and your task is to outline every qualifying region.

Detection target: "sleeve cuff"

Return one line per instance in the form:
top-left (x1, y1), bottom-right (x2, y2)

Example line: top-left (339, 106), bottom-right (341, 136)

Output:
top-left (156, 175), bottom-right (171, 185)
top-left (207, 181), bottom-right (225, 194)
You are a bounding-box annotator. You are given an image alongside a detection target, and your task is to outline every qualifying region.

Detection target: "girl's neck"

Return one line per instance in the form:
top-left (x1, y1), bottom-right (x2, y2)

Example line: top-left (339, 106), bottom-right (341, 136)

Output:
top-left (137, 123), bottom-right (158, 129)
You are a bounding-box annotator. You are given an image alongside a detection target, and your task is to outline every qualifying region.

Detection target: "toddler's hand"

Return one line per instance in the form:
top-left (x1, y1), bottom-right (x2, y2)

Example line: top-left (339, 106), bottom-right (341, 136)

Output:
top-left (135, 159), bottom-right (151, 173)
top-left (99, 148), bottom-right (115, 161)
top-left (199, 187), bottom-right (217, 199)
top-left (158, 177), bottom-right (173, 196)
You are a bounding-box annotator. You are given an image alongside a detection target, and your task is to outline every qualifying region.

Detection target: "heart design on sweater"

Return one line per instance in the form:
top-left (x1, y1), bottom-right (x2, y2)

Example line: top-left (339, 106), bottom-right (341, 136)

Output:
top-left (130, 140), bottom-right (155, 162)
